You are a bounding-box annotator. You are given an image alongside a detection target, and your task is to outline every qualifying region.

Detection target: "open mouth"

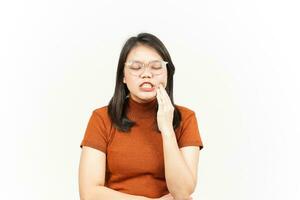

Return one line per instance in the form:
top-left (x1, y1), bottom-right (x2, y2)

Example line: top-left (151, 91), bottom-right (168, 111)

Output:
top-left (139, 82), bottom-right (154, 89)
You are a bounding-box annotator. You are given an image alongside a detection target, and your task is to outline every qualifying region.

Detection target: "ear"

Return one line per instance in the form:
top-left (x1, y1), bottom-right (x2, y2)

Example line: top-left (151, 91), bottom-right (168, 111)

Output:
top-left (123, 77), bottom-right (126, 84)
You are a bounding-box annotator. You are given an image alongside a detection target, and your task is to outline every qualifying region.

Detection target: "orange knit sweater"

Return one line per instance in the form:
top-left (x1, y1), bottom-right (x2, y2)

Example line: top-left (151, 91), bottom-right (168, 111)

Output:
top-left (80, 96), bottom-right (203, 198)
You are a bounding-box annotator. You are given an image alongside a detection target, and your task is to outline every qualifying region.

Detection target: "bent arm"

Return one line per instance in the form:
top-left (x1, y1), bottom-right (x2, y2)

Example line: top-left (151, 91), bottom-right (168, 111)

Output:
top-left (79, 146), bottom-right (149, 200)
top-left (162, 131), bottom-right (198, 200)
top-left (80, 185), bottom-right (149, 200)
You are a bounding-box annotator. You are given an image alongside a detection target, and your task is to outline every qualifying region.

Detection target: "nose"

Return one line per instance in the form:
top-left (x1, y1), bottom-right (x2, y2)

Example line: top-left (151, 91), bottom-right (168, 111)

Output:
top-left (140, 66), bottom-right (153, 78)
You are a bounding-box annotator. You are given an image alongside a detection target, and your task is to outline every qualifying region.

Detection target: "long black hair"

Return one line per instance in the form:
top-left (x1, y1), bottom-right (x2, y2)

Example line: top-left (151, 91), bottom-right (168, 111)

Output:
top-left (108, 32), bottom-right (181, 132)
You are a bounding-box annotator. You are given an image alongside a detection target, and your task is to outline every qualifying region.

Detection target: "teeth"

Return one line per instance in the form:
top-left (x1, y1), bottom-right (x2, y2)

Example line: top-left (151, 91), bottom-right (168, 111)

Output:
top-left (141, 83), bottom-right (152, 88)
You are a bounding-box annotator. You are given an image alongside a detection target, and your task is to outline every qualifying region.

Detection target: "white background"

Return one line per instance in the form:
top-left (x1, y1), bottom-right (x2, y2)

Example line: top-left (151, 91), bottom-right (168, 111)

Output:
top-left (1, 0), bottom-right (299, 199)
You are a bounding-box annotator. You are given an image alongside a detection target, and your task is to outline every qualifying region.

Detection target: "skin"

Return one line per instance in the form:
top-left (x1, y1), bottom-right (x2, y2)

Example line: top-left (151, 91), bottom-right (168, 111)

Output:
top-left (123, 44), bottom-right (168, 103)
top-left (79, 44), bottom-right (198, 200)
top-left (123, 45), bottom-right (193, 200)
top-left (155, 193), bottom-right (192, 200)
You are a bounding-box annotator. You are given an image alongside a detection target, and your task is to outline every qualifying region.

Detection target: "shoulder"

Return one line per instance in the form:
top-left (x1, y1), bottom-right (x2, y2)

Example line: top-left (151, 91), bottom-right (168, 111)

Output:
top-left (174, 104), bottom-right (197, 121)
top-left (93, 105), bottom-right (109, 117)
top-left (91, 105), bottom-right (112, 126)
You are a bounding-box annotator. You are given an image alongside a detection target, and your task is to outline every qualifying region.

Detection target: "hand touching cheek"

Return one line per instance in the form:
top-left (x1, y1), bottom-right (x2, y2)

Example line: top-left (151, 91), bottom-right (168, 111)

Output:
top-left (156, 84), bottom-right (174, 134)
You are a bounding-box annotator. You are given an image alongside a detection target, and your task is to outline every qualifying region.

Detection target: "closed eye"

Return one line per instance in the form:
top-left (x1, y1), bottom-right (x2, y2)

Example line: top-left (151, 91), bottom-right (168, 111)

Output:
top-left (129, 66), bottom-right (142, 70)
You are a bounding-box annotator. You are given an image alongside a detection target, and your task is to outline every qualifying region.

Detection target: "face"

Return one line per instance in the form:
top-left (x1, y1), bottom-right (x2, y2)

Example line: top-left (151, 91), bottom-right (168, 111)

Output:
top-left (123, 45), bottom-right (168, 103)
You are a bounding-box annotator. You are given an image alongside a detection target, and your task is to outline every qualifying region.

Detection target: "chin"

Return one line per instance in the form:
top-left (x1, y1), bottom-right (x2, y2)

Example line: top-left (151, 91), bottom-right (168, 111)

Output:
top-left (137, 92), bottom-right (156, 101)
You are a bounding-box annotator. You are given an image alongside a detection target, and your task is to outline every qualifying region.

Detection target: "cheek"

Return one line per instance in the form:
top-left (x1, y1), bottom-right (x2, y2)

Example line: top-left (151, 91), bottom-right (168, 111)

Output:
top-left (124, 73), bottom-right (138, 88)
top-left (154, 74), bottom-right (167, 87)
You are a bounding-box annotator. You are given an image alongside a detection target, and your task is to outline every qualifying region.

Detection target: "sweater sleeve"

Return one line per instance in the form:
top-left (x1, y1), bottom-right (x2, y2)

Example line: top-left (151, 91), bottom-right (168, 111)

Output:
top-left (178, 112), bottom-right (204, 150)
top-left (80, 110), bottom-right (108, 153)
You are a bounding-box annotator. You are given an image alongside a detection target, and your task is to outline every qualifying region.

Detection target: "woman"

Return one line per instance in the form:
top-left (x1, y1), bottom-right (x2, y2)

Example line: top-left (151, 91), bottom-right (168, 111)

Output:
top-left (79, 33), bottom-right (204, 200)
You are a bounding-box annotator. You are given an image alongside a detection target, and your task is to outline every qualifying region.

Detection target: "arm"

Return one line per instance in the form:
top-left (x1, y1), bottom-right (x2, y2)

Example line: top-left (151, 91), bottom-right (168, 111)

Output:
top-left (162, 131), bottom-right (198, 200)
top-left (80, 185), bottom-right (149, 200)
top-left (78, 146), bottom-right (149, 200)
top-left (156, 84), bottom-right (199, 200)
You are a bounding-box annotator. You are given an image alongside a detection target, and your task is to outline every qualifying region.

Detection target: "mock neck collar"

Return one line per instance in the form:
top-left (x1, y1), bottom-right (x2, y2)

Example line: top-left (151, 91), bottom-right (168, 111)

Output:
top-left (126, 95), bottom-right (158, 119)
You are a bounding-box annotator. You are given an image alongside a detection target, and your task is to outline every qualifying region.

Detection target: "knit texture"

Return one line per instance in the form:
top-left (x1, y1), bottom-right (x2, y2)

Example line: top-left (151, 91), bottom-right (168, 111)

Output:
top-left (80, 96), bottom-right (203, 198)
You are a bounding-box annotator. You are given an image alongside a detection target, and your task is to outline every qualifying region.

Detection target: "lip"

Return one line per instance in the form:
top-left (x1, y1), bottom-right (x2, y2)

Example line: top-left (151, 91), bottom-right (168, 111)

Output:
top-left (139, 82), bottom-right (155, 87)
top-left (139, 82), bottom-right (156, 92)
top-left (140, 87), bottom-right (155, 92)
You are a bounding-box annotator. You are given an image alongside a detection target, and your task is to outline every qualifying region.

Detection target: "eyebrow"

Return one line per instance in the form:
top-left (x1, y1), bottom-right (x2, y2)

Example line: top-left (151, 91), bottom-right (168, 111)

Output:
top-left (130, 59), bottom-right (162, 63)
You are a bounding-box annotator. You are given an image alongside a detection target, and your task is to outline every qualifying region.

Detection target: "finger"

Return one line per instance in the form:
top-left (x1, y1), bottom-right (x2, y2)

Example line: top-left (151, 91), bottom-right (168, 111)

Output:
top-left (160, 81), bottom-right (167, 88)
top-left (159, 84), bottom-right (172, 106)
top-left (156, 87), bottom-right (163, 106)
top-left (157, 84), bottom-right (165, 105)
top-left (159, 193), bottom-right (174, 200)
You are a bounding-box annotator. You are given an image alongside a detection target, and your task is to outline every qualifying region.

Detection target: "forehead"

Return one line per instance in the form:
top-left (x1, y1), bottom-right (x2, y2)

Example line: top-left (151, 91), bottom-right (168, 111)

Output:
top-left (126, 45), bottom-right (162, 62)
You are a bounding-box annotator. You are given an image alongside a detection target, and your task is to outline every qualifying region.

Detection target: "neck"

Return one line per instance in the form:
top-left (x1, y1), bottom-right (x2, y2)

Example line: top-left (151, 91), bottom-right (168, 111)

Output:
top-left (125, 95), bottom-right (158, 119)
